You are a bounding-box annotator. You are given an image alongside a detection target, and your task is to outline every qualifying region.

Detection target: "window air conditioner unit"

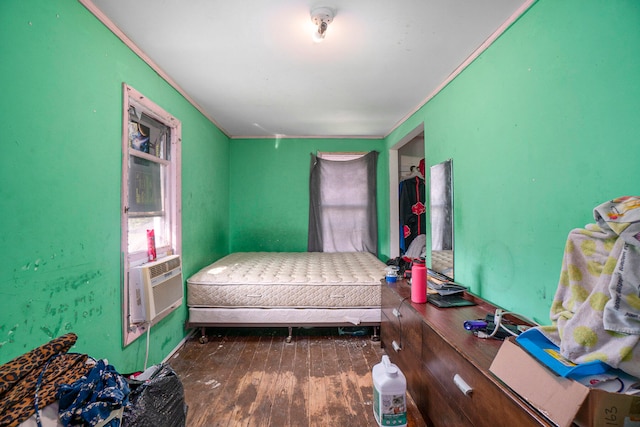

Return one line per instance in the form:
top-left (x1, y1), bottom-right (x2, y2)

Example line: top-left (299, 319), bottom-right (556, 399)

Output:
top-left (129, 254), bottom-right (183, 326)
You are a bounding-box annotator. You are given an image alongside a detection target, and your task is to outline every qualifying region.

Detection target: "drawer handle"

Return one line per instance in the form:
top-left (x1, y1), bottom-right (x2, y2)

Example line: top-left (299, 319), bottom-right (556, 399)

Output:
top-left (453, 374), bottom-right (473, 396)
top-left (392, 340), bottom-right (402, 352)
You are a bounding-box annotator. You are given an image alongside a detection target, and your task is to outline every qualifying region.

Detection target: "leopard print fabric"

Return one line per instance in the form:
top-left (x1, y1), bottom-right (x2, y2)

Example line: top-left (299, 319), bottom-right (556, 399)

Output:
top-left (0, 333), bottom-right (90, 427)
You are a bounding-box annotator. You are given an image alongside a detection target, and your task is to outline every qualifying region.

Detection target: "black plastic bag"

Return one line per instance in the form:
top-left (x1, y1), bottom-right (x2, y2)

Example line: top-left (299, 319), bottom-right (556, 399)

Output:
top-left (122, 363), bottom-right (187, 427)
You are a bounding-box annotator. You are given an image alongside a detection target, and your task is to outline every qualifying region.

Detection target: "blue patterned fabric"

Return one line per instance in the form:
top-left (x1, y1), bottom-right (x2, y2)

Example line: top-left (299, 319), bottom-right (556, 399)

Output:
top-left (57, 359), bottom-right (129, 427)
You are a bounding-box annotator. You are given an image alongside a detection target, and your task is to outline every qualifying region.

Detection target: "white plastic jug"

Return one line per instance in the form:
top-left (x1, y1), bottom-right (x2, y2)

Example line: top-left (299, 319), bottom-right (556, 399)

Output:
top-left (372, 355), bottom-right (407, 427)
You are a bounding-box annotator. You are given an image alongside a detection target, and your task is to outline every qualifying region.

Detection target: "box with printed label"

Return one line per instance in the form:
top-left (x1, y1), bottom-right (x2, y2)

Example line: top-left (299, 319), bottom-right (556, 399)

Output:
top-left (490, 337), bottom-right (640, 427)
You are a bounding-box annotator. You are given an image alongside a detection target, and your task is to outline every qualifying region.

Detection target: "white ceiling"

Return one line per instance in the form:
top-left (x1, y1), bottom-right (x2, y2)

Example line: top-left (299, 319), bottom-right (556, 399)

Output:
top-left (85, 0), bottom-right (531, 139)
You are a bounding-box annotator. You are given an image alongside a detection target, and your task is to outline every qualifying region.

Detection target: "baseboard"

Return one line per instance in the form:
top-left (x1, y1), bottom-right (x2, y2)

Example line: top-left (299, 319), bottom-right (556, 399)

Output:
top-left (163, 329), bottom-right (197, 364)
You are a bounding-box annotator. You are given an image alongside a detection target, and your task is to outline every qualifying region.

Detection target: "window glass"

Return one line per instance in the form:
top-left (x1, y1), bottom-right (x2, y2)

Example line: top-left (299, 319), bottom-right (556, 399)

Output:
top-left (124, 99), bottom-right (178, 263)
top-left (121, 84), bottom-right (181, 346)
top-left (308, 151), bottom-right (378, 255)
top-left (128, 156), bottom-right (164, 214)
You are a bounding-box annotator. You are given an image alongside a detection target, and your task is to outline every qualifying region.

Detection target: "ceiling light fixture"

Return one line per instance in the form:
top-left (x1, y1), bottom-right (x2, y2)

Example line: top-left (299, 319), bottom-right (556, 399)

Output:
top-left (310, 7), bottom-right (334, 43)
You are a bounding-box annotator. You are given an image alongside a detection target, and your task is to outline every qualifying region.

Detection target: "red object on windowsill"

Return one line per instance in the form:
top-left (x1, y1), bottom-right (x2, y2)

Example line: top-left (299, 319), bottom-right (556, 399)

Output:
top-left (147, 229), bottom-right (157, 262)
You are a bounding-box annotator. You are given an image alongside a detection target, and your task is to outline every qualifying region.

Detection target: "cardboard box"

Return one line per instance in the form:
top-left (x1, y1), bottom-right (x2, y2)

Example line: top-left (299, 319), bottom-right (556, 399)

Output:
top-left (490, 337), bottom-right (640, 427)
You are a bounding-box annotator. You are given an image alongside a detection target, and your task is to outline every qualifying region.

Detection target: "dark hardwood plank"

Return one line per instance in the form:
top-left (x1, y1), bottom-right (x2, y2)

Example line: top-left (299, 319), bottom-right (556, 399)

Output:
top-left (181, 331), bottom-right (246, 426)
top-left (307, 333), bottom-right (330, 425)
top-left (334, 336), bottom-right (370, 424)
top-left (343, 335), bottom-right (376, 418)
top-left (322, 335), bottom-right (361, 425)
top-left (265, 334), bottom-right (296, 426)
top-left (169, 327), bottom-right (427, 427)
top-left (290, 333), bottom-right (311, 425)
top-left (227, 334), bottom-right (272, 426)
top-left (210, 333), bottom-right (260, 426)
top-left (248, 334), bottom-right (284, 426)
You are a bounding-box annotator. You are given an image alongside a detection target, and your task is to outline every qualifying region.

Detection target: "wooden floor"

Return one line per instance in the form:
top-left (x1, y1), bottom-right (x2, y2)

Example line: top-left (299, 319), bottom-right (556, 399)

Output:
top-left (169, 327), bottom-right (427, 427)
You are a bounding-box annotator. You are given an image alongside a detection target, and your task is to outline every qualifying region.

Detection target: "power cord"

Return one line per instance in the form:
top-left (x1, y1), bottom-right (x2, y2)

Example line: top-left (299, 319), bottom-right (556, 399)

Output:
top-left (144, 321), bottom-right (151, 370)
top-left (394, 297), bottom-right (410, 350)
top-left (474, 309), bottom-right (520, 339)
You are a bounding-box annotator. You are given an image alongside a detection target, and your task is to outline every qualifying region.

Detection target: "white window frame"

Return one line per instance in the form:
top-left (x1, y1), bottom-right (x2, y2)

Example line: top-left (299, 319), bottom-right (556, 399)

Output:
top-left (121, 84), bottom-right (182, 346)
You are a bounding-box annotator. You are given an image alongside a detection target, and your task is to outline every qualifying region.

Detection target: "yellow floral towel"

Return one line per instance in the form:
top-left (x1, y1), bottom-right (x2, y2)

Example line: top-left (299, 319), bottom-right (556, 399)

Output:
top-left (539, 196), bottom-right (640, 377)
top-left (596, 197), bottom-right (640, 335)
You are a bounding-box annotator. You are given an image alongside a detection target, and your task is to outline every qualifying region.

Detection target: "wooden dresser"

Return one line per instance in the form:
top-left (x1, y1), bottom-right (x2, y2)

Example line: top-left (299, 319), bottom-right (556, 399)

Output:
top-left (381, 279), bottom-right (554, 427)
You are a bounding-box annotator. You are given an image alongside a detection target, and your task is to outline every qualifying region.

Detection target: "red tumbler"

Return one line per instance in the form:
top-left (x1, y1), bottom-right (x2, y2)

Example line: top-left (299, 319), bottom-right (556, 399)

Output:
top-left (411, 260), bottom-right (427, 303)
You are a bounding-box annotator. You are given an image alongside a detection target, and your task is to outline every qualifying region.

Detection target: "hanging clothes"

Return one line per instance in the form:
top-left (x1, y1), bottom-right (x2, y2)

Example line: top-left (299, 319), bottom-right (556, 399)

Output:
top-left (399, 175), bottom-right (426, 252)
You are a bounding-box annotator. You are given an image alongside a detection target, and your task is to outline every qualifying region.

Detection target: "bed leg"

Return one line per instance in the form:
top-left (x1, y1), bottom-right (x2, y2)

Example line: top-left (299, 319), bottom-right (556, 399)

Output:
top-left (285, 326), bottom-right (293, 344)
top-left (199, 327), bottom-right (209, 344)
top-left (370, 326), bottom-right (380, 342)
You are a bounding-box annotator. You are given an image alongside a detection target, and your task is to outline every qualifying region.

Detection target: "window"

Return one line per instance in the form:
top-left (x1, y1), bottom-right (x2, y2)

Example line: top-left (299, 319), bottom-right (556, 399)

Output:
top-left (308, 151), bottom-right (378, 254)
top-left (121, 84), bottom-right (181, 345)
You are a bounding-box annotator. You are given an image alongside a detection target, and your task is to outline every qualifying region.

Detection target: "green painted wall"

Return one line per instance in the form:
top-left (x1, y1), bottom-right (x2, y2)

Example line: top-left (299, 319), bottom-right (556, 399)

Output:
top-left (3, 0), bottom-right (639, 371)
top-left (229, 138), bottom-right (389, 257)
top-left (386, 0), bottom-right (640, 324)
top-left (0, 0), bottom-right (230, 371)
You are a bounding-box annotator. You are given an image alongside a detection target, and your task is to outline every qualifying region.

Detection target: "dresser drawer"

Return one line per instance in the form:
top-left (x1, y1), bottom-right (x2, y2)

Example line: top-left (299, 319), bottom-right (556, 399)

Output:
top-left (381, 311), bottom-right (423, 402)
top-left (422, 325), bottom-right (547, 427)
top-left (381, 292), bottom-right (421, 352)
top-left (381, 310), bottom-right (403, 353)
top-left (418, 362), bottom-right (473, 427)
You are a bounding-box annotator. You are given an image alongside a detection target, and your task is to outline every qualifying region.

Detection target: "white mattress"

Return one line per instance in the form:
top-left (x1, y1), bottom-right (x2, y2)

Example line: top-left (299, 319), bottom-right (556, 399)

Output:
top-left (187, 252), bottom-right (386, 308)
top-left (431, 250), bottom-right (453, 277)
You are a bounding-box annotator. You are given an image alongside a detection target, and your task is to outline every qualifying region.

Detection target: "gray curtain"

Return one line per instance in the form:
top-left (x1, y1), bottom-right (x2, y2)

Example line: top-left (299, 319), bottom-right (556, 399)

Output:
top-left (308, 151), bottom-right (378, 255)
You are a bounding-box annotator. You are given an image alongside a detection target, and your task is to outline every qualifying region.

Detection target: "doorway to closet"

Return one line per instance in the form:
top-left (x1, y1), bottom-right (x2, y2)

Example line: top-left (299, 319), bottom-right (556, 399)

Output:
top-left (388, 124), bottom-right (425, 259)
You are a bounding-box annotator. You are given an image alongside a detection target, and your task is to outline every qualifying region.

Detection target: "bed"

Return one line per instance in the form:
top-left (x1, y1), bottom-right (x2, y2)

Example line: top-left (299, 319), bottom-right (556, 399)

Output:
top-left (185, 251), bottom-right (387, 343)
top-left (431, 249), bottom-right (453, 278)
